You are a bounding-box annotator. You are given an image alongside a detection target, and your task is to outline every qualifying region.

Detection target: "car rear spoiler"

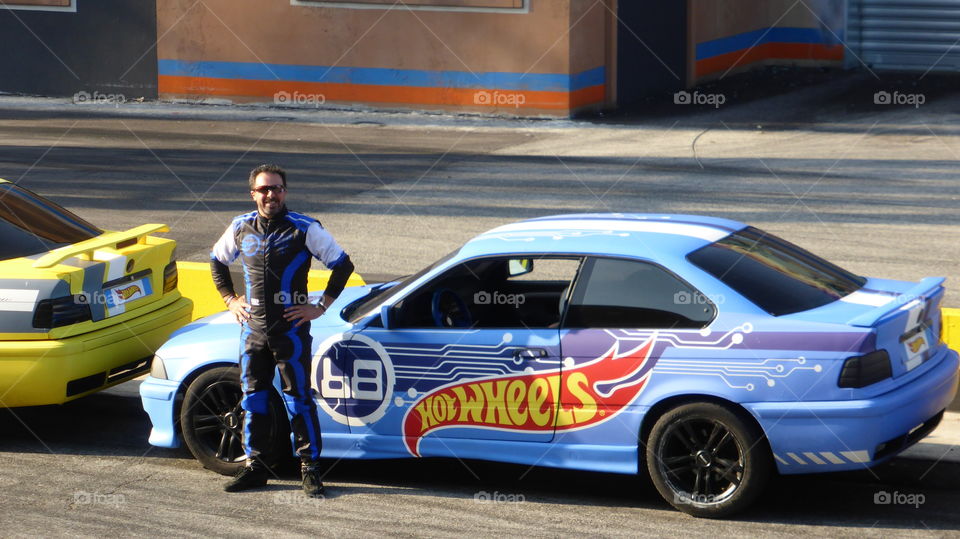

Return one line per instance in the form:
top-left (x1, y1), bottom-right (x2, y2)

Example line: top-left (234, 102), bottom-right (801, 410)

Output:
top-left (846, 277), bottom-right (945, 328)
top-left (32, 224), bottom-right (170, 268)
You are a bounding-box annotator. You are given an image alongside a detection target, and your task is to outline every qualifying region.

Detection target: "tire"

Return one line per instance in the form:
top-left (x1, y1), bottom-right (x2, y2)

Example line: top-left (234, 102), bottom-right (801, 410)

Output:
top-left (179, 366), bottom-right (291, 476)
top-left (645, 402), bottom-right (772, 518)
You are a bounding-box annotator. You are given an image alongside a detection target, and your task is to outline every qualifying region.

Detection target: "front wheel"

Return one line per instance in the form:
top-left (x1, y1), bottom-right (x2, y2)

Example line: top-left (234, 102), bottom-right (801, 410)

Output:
top-left (179, 366), bottom-right (291, 476)
top-left (645, 402), bottom-right (772, 518)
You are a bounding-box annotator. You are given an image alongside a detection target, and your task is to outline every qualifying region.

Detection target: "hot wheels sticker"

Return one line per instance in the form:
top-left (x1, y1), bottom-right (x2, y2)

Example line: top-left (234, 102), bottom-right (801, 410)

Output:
top-left (402, 337), bottom-right (656, 457)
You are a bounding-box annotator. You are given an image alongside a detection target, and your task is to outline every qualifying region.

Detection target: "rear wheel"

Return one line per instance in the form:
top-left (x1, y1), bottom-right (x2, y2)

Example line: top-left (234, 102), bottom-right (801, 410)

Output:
top-left (645, 402), bottom-right (772, 518)
top-left (179, 366), bottom-right (291, 476)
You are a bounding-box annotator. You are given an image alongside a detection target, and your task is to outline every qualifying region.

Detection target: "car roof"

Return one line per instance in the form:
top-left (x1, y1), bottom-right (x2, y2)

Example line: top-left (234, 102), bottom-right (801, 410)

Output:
top-left (460, 213), bottom-right (747, 261)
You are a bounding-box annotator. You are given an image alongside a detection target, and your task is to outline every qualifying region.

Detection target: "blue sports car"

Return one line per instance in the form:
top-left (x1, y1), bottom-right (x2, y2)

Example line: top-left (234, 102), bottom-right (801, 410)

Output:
top-left (140, 214), bottom-right (958, 518)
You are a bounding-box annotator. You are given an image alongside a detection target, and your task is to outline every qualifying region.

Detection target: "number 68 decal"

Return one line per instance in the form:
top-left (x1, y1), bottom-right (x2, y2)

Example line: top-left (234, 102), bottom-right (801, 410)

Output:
top-left (320, 356), bottom-right (383, 401)
top-left (312, 333), bottom-right (396, 427)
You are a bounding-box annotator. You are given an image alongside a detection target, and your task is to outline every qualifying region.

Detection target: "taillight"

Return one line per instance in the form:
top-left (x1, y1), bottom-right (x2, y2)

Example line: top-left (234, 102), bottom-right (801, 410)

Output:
top-left (163, 261), bottom-right (178, 293)
top-left (838, 350), bottom-right (892, 388)
top-left (32, 295), bottom-right (92, 329)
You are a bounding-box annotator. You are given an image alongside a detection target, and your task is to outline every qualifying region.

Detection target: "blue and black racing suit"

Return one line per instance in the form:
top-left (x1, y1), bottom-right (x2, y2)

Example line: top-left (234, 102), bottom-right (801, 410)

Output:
top-left (210, 206), bottom-right (354, 464)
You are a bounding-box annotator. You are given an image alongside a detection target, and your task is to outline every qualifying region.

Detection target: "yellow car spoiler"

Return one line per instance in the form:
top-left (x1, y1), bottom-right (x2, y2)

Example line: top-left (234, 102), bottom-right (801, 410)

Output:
top-left (33, 224), bottom-right (170, 268)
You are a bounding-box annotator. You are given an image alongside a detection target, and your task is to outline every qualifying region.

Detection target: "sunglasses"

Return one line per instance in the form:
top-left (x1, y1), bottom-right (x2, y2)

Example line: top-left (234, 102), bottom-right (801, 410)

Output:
top-left (252, 185), bottom-right (285, 194)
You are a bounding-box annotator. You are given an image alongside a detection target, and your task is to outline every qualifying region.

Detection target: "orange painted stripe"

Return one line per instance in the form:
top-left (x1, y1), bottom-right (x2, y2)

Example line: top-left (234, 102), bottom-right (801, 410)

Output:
top-left (158, 76), bottom-right (604, 112)
top-left (695, 42), bottom-right (843, 78)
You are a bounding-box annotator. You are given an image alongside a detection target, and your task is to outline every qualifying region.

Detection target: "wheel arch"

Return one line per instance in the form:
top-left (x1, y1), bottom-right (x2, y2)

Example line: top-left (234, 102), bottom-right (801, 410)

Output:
top-left (639, 394), bottom-right (770, 454)
top-left (172, 361), bottom-right (243, 439)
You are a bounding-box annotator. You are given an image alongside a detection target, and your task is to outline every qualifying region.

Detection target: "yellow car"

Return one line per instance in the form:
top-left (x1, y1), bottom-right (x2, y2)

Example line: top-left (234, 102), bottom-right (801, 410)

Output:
top-left (0, 178), bottom-right (192, 407)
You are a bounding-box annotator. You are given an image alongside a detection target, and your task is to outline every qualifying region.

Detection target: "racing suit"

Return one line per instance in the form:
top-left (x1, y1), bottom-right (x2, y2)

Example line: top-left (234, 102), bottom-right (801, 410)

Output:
top-left (210, 207), bottom-right (354, 464)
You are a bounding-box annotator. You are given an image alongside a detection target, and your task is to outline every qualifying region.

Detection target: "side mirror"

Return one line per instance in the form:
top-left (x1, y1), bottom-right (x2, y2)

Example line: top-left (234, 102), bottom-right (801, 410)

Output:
top-left (380, 305), bottom-right (394, 330)
top-left (508, 258), bottom-right (533, 277)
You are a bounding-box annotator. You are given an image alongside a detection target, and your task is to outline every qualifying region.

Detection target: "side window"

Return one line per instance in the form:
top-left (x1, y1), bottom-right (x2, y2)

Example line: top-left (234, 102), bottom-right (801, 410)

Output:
top-left (565, 258), bottom-right (715, 329)
top-left (393, 256), bottom-right (582, 329)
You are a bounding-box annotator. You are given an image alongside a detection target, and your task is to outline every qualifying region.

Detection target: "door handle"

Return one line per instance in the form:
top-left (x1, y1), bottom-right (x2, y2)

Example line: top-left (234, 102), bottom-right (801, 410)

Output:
top-left (514, 348), bottom-right (548, 359)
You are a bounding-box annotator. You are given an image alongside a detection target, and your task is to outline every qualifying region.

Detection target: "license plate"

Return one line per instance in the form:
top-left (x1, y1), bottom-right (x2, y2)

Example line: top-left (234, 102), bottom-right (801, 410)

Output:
top-left (902, 331), bottom-right (929, 371)
top-left (105, 277), bottom-right (153, 310)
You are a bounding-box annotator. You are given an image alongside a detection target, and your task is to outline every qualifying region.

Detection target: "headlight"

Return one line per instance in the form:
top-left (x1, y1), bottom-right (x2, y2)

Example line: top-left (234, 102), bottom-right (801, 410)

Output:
top-left (150, 354), bottom-right (168, 380)
top-left (838, 350), bottom-right (891, 388)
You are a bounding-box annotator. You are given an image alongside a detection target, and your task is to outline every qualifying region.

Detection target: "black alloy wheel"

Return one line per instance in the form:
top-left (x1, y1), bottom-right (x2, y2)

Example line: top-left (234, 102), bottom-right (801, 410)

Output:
top-left (179, 366), bottom-right (290, 476)
top-left (646, 402), bottom-right (772, 518)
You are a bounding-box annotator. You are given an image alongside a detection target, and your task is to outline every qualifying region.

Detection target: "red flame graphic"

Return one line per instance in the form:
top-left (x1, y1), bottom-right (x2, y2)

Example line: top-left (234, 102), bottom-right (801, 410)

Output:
top-left (402, 337), bottom-right (655, 457)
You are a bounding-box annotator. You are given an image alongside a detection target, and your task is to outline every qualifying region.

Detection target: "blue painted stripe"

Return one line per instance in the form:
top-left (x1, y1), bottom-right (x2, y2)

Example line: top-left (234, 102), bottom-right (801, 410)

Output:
top-left (280, 251), bottom-right (310, 307)
top-left (286, 328), bottom-right (322, 460)
top-left (327, 250), bottom-right (348, 269)
top-left (158, 59), bottom-right (605, 92)
top-left (696, 27), bottom-right (837, 61)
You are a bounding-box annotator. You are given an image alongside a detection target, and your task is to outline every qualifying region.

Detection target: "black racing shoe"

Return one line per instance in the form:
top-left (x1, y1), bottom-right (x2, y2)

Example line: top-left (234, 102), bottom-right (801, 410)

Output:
top-left (224, 465), bottom-right (268, 492)
top-left (301, 464), bottom-right (325, 498)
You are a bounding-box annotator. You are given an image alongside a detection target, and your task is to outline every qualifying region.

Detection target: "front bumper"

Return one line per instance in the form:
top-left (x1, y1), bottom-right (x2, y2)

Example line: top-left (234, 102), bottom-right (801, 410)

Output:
top-left (745, 348), bottom-right (959, 474)
top-left (140, 375), bottom-right (182, 448)
top-left (0, 296), bottom-right (192, 407)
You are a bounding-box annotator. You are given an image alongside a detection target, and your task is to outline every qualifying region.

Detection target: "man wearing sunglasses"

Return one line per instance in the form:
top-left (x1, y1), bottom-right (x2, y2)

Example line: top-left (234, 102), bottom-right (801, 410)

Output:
top-left (209, 164), bottom-right (355, 497)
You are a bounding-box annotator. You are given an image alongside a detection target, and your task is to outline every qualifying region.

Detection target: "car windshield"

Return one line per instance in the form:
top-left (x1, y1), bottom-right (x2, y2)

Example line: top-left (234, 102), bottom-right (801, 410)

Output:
top-left (0, 183), bottom-right (103, 261)
top-left (687, 226), bottom-right (866, 316)
top-left (346, 249), bottom-right (459, 324)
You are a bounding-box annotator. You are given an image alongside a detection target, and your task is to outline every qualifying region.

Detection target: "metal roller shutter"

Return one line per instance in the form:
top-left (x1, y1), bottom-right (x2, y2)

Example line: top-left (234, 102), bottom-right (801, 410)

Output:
top-left (847, 0), bottom-right (960, 72)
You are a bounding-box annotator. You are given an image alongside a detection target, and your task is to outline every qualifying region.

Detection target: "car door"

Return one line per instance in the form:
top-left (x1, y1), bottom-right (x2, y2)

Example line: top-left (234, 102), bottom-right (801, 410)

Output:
top-left (353, 255), bottom-right (583, 453)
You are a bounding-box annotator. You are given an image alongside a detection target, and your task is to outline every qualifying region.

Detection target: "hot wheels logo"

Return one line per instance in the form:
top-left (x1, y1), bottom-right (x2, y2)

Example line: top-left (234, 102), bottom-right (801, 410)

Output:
top-left (402, 337), bottom-right (656, 457)
top-left (116, 284), bottom-right (142, 300)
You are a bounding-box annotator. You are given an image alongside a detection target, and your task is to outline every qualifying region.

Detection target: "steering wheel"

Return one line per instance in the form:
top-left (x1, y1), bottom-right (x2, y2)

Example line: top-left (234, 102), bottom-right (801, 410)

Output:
top-left (431, 288), bottom-right (472, 328)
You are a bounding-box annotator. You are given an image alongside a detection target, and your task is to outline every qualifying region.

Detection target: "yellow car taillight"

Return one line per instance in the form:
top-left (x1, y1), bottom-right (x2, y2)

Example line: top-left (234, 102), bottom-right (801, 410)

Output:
top-left (32, 295), bottom-right (93, 329)
top-left (163, 261), bottom-right (178, 294)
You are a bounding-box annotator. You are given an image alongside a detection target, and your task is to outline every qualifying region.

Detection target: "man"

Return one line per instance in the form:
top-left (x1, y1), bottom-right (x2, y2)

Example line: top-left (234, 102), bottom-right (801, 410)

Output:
top-left (209, 164), bottom-right (355, 497)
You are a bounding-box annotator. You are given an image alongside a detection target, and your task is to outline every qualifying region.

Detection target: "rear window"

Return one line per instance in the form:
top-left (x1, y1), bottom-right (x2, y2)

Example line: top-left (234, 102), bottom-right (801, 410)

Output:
top-left (0, 183), bottom-right (102, 261)
top-left (687, 226), bottom-right (866, 316)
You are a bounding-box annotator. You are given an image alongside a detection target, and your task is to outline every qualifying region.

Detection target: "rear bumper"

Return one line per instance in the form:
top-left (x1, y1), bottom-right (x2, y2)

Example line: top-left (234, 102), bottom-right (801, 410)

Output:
top-left (745, 348), bottom-right (959, 474)
top-left (0, 296), bottom-right (192, 407)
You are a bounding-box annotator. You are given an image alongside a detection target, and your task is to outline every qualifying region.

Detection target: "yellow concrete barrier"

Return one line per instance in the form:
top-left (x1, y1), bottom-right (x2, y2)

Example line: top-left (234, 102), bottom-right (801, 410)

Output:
top-left (944, 308), bottom-right (960, 354)
top-left (176, 261), bottom-right (366, 321)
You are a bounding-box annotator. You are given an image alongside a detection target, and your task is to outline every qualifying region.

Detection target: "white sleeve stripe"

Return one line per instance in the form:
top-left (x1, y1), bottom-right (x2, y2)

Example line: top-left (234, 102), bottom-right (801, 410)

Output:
top-left (210, 221), bottom-right (241, 265)
top-left (305, 221), bottom-right (347, 269)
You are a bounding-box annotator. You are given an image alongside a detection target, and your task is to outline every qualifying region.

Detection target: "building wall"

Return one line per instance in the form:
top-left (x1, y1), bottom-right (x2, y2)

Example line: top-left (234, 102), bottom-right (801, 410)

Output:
top-left (156, 0), bottom-right (612, 116)
top-left (0, 0), bottom-right (159, 99)
top-left (688, 0), bottom-right (845, 85)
